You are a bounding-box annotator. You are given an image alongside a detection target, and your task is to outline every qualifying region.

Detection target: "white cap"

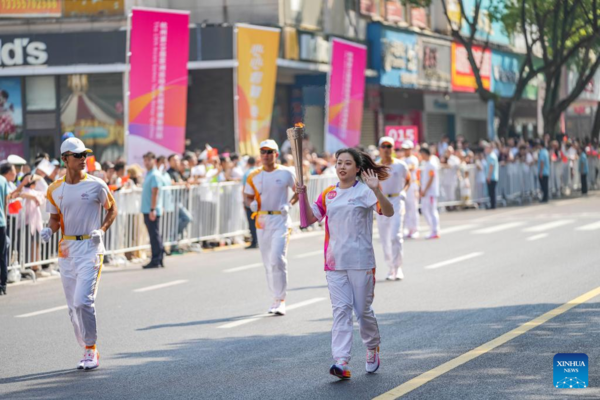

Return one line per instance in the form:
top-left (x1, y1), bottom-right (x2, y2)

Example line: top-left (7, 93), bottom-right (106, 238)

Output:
top-left (37, 158), bottom-right (55, 176)
top-left (60, 137), bottom-right (92, 155)
top-left (94, 161), bottom-right (102, 171)
top-left (379, 136), bottom-right (395, 147)
top-left (259, 139), bottom-right (279, 152)
top-left (7, 154), bottom-right (26, 165)
top-left (401, 140), bottom-right (414, 149)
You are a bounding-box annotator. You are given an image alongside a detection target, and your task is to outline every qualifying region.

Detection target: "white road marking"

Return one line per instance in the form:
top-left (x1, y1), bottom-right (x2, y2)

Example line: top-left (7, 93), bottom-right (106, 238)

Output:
top-left (523, 219), bottom-right (575, 233)
top-left (223, 263), bottom-right (263, 273)
top-left (576, 221), bottom-right (600, 231)
top-left (134, 280), bottom-right (188, 293)
top-left (294, 250), bottom-right (323, 259)
top-left (526, 233), bottom-right (548, 241)
top-left (218, 297), bottom-right (327, 329)
top-left (442, 224), bottom-right (480, 234)
top-left (424, 252), bottom-right (484, 270)
top-left (472, 222), bottom-right (525, 234)
top-left (15, 305), bottom-right (68, 318)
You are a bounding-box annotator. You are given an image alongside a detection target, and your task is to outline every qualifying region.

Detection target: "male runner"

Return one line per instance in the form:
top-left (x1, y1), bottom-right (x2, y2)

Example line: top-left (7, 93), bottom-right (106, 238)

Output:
top-left (376, 137), bottom-right (410, 280)
top-left (41, 137), bottom-right (117, 370)
top-left (401, 141), bottom-right (420, 238)
top-left (244, 140), bottom-right (297, 315)
top-left (419, 147), bottom-right (440, 239)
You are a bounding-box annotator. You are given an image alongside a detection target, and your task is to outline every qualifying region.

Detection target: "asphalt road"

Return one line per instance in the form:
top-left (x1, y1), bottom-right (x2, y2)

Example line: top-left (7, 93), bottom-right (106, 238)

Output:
top-left (1, 193), bottom-right (600, 400)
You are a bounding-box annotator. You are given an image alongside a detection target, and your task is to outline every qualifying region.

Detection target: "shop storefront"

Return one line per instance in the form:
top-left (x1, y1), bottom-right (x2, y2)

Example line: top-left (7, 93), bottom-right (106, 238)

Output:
top-left (0, 31), bottom-right (126, 162)
top-left (565, 69), bottom-right (600, 139)
top-left (367, 23), bottom-right (422, 145)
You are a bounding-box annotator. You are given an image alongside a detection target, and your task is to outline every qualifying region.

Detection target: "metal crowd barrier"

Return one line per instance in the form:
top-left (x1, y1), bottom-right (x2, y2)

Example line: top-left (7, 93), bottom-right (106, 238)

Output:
top-left (5, 158), bottom-right (598, 280)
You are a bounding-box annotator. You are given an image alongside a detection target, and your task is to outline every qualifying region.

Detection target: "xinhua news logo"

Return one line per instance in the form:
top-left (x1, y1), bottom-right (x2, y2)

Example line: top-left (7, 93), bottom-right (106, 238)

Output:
top-left (554, 353), bottom-right (588, 389)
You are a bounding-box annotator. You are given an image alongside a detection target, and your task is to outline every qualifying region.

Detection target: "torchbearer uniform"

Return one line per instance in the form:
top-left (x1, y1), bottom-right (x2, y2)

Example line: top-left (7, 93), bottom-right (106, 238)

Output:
top-left (244, 158), bottom-right (295, 313)
top-left (46, 172), bottom-right (115, 366)
top-left (312, 181), bottom-right (382, 367)
top-left (420, 159), bottom-right (440, 238)
top-left (402, 142), bottom-right (420, 237)
top-left (376, 158), bottom-right (409, 280)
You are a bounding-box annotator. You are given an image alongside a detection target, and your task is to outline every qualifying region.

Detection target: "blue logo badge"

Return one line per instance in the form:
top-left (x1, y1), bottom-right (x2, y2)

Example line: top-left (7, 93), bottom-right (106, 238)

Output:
top-left (554, 353), bottom-right (588, 389)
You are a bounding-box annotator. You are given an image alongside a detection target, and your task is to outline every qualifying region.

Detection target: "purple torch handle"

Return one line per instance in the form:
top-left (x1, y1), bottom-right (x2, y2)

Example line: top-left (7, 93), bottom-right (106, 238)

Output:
top-left (299, 192), bottom-right (309, 228)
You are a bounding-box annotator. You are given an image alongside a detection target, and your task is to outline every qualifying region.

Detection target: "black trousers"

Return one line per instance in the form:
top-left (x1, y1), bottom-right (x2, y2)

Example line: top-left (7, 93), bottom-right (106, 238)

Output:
top-left (581, 174), bottom-right (588, 194)
top-left (245, 206), bottom-right (257, 246)
top-left (0, 226), bottom-right (7, 286)
top-left (487, 180), bottom-right (497, 209)
top-left (539, 175), bottom-right (549, 202)
top-left (143, 214), bottom-right (164, 266)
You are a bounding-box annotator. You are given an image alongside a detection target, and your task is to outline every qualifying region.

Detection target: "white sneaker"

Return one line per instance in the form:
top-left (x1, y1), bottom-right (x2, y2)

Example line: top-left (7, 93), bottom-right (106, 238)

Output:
top-left (273, 300), bottom-right (286, 316)
top-left (82, 348), bottom-right (100, 370)
top-left (77, 358), bottom-right (85, 370)
top-left (396, 268), bottom-right (404, 280)
top-left (366, 346), bottom-right (380, 373)
top-left (268, 301), bottom-right (279, 314)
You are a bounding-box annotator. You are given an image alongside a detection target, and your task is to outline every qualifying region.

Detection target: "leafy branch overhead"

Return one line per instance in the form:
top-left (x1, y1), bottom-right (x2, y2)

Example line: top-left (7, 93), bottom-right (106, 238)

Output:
top-left (440, 0), bottom-right (600, 136)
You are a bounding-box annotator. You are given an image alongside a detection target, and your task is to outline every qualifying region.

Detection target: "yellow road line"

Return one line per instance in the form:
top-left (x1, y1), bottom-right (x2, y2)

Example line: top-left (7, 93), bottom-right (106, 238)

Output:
top-left (373, 286), bottom-right (600, 399)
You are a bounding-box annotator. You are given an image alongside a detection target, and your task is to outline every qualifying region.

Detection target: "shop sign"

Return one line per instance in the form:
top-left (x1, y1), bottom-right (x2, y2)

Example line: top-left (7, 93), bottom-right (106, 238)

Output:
top-left (380, 29), bottom-right (418, 87)
top-left (0, 0), bottom-right (61, 18)
top-left (460, 0), bottom-right (510, 46)
top-left (385, 125), bottom-right (419, 147)
top-left (418, 37), bottom-right (451, 90)
top-left (451, 42), bottom-right (491, 92)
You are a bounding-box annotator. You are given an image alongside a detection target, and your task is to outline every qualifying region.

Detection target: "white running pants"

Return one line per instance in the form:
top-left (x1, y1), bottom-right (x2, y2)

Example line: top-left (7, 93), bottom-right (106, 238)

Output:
top-left (421, 195), bottom-right (440, 236)
top-left (376, 202), bottom-right (404, 277)
top-left (59, 254), bottom-right (104, 348)
top-left (257, 228), bottom-right (290, 301)
top-left (404, 184), bottom-right (419, 234)
top-left (326, 269), bottom-right (380, 363)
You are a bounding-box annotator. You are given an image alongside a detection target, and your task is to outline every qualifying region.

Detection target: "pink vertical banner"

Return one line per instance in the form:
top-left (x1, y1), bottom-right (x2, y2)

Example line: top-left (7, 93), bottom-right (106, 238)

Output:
top-left (325, 38), bottom-right (367, 153)
top-left (127, 8), bottom-right (189, 166)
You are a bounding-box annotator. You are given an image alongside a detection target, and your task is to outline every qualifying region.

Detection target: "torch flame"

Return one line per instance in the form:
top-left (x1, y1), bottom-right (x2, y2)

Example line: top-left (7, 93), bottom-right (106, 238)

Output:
top-left (295, 122), bottom-right (305, 128)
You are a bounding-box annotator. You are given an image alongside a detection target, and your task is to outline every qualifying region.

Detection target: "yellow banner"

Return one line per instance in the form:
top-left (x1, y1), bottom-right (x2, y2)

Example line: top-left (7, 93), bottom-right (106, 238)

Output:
top-left (236, 25), bottom-right (280, 156)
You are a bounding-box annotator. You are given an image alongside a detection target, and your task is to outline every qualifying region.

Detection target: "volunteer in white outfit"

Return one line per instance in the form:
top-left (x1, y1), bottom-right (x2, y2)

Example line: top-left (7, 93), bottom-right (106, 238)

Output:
top-left (401, 141), bottom-right (420, 238)
top-left (41, 138), bottom-right (117, 370)
top-left (376, 137), bottom-right (410, 281)
top-left (244, 140), bottom-right (297, 316)
top-left (419, 147), bottom-right (440, 239)
top-left (296, 147), bottom-right (394, 380)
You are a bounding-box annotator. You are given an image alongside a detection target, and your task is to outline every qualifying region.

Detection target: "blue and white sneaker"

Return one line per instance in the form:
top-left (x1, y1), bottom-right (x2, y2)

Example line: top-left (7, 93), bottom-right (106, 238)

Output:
top-left (366, 347), bottom-right (380, 373)
top-left (330, 361), bottom-right (351, 380)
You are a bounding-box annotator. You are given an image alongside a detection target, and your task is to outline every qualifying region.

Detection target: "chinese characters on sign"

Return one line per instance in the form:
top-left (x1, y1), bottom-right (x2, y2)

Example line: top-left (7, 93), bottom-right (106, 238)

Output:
top-left (127, 8), bottom-right (189, 166)
top-left (236, 25), bottom-right (280, 155)
top-left (451, 42), bottom-right (491, 92)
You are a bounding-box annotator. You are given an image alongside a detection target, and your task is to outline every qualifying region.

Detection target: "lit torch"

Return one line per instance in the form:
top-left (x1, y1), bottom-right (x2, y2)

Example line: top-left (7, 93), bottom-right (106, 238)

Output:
top-left (287, 123), bottom-right (309, 228)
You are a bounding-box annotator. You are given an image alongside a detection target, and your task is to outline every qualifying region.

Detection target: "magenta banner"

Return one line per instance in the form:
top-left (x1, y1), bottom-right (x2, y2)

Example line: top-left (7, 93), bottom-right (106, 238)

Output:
top-left (325, 38), bottom-right (367, 153)
top-left (127, 8), bottom-right (189, 166)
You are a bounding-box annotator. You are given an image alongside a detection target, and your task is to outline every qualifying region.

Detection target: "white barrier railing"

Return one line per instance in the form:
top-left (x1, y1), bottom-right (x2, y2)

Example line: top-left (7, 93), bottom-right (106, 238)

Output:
top-left (5, 159), bottom-right (598, 279)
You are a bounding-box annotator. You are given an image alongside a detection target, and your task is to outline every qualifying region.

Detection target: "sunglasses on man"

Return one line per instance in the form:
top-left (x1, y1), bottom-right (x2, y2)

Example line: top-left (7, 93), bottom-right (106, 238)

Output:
top-left (260, 149), bottom-right (275, 155)
top-left (380, 144), bottom-right (393, 149)
top-left (65, 152), bottom-right (88, 159)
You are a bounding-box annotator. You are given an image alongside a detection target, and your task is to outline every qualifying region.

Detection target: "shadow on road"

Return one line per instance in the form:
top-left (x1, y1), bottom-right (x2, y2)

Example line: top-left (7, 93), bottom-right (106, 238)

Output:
top-left (3, 302), bottom-right (600, 399)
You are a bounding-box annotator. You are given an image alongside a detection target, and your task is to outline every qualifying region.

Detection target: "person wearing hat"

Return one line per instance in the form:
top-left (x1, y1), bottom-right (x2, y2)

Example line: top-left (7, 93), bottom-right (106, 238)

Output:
top-left (376, 137), bottom-right (410, 281)
top-left (400, 140), bottom-right (420, 238)
top-left (40, 137), bottom-right (117, 370)
top-left (244, 139), bottom-right (297, 316)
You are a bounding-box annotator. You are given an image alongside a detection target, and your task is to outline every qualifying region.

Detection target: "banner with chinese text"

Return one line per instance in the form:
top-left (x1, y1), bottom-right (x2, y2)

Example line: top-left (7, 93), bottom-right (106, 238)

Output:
top-left (236, 24), bottom-right (280, 156)
top-left (127, 8), bottom-right (189, 166)
top-left (325, 38), bottom-right (367, 153)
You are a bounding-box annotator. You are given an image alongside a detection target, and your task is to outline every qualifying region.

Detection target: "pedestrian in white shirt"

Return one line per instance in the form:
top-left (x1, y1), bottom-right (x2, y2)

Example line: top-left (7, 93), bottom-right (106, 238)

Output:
top-left (377, 137), bottom-right (410, 281)
top-left (41, 138), bottom-right (117, 370)
top-left (401, 141), bottom-right (420, 238)
top-left (296, 147), bottom-right (394, 380)
top-left (419, 147), bottom-right (440, 239)
top-left (244, 140), bottom-right (297, 316)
